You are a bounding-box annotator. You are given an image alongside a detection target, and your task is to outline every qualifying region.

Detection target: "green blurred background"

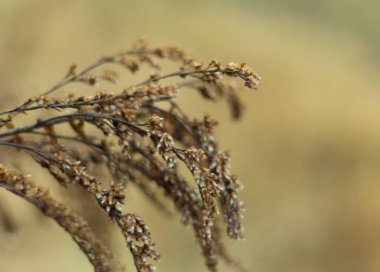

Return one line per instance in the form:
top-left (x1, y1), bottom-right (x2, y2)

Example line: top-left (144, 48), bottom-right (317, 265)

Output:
top-left (1, 1), bottom-right (380, 271)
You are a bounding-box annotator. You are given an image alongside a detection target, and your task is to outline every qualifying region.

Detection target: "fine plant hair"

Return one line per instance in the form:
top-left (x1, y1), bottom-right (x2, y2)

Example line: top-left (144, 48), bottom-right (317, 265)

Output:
top-left (0, 40), bottom-right (260, 272)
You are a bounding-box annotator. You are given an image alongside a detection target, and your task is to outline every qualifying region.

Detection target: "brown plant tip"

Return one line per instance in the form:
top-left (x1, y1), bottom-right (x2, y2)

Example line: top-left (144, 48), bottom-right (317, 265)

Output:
top-left (0, 40), bottom-right (260, 272)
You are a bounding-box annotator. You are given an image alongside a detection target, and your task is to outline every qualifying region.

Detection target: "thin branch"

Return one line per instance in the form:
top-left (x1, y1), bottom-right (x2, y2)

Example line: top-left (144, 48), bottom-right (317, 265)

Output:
top-left (0, 112), bottom-right (148, 139)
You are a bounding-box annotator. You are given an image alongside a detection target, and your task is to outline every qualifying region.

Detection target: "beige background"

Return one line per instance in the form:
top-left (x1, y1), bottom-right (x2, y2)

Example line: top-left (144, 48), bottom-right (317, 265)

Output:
top-left (1, 1), bottom-right (380, 271)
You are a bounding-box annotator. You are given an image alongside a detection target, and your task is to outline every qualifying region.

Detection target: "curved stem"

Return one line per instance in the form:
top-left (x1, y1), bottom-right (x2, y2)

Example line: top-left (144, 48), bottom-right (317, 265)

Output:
top-left (0, 112), bottom-right (148, 139)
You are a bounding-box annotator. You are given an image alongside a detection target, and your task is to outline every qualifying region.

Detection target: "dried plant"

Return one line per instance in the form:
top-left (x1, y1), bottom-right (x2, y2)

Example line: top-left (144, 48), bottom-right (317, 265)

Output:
top-left (0, 40), bottom-right (260, 272)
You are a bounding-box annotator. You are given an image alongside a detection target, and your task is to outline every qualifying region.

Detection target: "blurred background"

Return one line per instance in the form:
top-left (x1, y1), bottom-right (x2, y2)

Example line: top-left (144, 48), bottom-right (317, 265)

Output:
top-left (1, 0), bottom-right (380, 271)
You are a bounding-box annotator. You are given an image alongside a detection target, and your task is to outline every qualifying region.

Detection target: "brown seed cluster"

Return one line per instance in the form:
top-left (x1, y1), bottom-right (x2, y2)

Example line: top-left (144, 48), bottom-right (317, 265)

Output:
top-left (117, 214), bottom-right (160, 271)
top-left (0, 40), bottom-right (260, 272)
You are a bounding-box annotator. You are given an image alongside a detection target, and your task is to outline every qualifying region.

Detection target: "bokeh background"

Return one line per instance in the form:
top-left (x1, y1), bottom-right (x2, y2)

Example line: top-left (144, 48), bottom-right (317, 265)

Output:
top-left (1, 1), bottom-right (380, 271)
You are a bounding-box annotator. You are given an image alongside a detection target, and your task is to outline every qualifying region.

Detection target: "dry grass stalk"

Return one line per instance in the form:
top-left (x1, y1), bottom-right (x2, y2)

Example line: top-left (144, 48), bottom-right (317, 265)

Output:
top-left (0, 40), bottom-right (260, 271)
top-left (0, 164), bottom-right (113, 272)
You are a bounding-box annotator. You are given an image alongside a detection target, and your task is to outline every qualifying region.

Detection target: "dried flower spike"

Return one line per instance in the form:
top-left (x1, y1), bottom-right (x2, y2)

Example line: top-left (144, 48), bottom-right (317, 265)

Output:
top-left (0, 40), bottom-right (260, 272)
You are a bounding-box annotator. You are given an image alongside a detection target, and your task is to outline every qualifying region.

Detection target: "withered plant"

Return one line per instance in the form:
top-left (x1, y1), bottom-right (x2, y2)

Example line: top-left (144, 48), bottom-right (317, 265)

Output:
top-left (0, 40), bottom-right (260, 272)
